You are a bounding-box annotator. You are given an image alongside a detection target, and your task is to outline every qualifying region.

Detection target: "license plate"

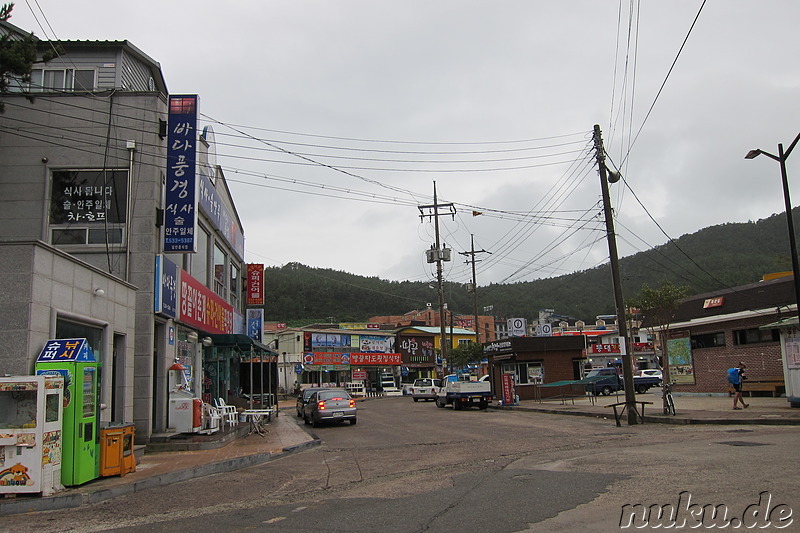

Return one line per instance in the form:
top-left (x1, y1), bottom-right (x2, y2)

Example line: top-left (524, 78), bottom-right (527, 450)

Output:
top-left (333, 412), bottom-right (343, 417)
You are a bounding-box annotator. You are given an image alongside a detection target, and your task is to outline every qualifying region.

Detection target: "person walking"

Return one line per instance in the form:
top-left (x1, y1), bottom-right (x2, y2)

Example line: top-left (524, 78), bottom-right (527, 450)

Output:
top-left (727, 362), bottom-right (749, 410)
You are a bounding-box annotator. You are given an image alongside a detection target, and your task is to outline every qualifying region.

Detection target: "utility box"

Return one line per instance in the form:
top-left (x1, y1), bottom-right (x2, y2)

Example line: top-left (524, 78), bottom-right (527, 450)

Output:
top-left (100, 423), bottom-right (136, 477)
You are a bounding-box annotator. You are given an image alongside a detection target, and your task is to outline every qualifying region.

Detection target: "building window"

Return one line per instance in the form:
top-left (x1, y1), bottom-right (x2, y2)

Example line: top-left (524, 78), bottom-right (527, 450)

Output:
top-left (49, 170), bottom-right (127, 246)
top-left (213, 244), bottom-right (227, 296)
top-left (502, 361), bottom-right (544, 385)
top-left (192, 226), bottom-right (209, 285)
top-left (230, 263), bottom-right (240, 308)
top-left (690, 331), bottom-right (726, 349)
top-left (733, 328), bottom-right (779, 345)
top-left (30, 68), bottom-right (96, 91)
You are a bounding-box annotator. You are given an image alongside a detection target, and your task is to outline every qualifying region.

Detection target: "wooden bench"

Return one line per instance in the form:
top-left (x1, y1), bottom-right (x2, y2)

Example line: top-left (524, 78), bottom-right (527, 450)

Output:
top-left (727, 376), bottom-right (785, 398)
top-left (605, 401), bottom-right (653, 427)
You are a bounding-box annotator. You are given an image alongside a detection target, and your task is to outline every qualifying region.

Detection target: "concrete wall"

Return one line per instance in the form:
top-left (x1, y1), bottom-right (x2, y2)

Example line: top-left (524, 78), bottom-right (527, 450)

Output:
top-left (0, 241), bottom-right (136, 422)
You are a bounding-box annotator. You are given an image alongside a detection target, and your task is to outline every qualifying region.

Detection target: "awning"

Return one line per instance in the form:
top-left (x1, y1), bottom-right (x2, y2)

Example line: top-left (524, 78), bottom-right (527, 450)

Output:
top-left (206, 334), bottom-right (277, 355)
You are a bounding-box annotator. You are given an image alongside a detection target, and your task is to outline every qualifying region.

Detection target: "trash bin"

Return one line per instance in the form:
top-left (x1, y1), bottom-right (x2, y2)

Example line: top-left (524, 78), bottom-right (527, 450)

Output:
top-left (100, 423), bottom-right (136, 477)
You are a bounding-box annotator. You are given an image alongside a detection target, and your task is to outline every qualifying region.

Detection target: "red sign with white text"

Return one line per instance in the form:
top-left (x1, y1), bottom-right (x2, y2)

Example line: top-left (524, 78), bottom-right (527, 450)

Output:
top-left (246, 264), bottom-right (264, 306)
top-left (502, 374), bottom-right (515, 405)
top-left (350, 353), bottom-right (402, 365)
top-left (180, 272), bottom-right (234, 334)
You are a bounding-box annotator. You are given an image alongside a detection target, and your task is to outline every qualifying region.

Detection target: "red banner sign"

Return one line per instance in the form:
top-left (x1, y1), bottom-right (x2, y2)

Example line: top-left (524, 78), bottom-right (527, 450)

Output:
top-left (502, 374), bottom-right (515, 405)
top-left (246, 264), bottom-right (264, 306)
top-left (303, 353), bottom-right (402, 366)
top-left (350, 353), bottom-right (402, 365)
top-left (179, 272), bottom-right (234, 334)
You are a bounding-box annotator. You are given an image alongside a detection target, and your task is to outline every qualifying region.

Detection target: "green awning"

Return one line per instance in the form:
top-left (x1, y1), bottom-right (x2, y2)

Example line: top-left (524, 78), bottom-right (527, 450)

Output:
top-left (206, 334), bottom-right (277, 355)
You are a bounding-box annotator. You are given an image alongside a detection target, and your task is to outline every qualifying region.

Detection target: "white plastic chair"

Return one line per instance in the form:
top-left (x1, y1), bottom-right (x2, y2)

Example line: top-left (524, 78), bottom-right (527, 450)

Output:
top-left (215, 398), bottom-right (238, 427)
top-left (202, 403), bottom-right (222, 434)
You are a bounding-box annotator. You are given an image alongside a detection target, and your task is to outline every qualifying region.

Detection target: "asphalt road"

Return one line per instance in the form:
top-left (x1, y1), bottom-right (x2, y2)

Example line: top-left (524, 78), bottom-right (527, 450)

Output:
top-left (3, 397), bottom-right (799, 532)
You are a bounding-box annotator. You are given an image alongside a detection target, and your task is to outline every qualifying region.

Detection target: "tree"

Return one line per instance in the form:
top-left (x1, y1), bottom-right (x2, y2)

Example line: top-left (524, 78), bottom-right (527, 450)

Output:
top-left (630, 280), bottom-right (690, 412)
top-left (0, 3), bottom-right (59, 112)
top-left (446, 342), bottom-right (484, 373)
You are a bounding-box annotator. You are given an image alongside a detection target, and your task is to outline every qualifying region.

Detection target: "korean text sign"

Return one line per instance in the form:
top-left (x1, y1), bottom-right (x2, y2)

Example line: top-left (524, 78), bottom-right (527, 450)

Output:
top-left (246, 264), bottom-right (264, 306)
top-left (164, 95), bottom-right (198, 253)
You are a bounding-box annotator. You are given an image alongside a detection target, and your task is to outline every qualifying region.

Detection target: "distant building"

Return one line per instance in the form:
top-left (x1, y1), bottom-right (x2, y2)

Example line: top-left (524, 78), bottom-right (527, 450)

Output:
top-left (642, 275), bottom-right (793, 394)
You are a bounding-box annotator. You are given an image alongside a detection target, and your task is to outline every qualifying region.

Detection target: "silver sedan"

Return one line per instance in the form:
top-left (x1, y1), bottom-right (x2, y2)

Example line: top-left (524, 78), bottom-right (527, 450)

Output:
top-left (303, 389), bottom-right (357, 427)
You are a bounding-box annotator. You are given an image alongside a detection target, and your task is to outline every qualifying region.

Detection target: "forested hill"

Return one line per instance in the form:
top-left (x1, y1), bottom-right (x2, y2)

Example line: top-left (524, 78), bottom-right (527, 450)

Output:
top-left (262, 209), bottom-right (800, 325)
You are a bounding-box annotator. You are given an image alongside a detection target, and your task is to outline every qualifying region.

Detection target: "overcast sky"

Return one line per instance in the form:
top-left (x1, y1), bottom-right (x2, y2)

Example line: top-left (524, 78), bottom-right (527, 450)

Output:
top-left (10, 1), bottom-right (800, 288)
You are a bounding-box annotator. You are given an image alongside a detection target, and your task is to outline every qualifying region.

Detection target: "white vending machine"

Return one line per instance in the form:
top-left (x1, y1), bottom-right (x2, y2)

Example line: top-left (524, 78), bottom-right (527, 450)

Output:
top-left (0, 375), bottom-right (65, 496)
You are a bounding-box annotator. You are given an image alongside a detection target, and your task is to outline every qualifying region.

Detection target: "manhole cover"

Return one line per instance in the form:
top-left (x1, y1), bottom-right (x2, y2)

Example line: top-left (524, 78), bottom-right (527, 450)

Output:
top-left (718, 441), bottom-right (771, 447)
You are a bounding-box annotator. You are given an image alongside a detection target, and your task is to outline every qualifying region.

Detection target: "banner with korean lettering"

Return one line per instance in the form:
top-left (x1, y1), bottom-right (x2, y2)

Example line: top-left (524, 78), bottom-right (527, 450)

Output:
top-left (350, 353), bottom-right (402, 365)
top-left (179, 270), bottom-right (234, 334)
top-left (246, 264), bottom-right (264, 306)
top-left (164, 95), bottom-right (198, 253)
top-left (246, 309), bottom-right (264, 342)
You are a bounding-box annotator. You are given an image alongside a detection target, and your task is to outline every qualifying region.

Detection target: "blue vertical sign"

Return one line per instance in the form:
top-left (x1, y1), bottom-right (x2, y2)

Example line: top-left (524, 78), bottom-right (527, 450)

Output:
top-left (164, 95), bottom-right (198, 253)
top-left (154, 255), bottom-right (178, 318)
top-left (247, 308), bottom-right (264, 343)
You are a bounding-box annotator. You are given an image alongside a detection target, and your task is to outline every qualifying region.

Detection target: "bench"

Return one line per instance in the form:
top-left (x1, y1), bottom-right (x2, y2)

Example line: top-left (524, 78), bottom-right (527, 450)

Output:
top-left (727, 376), bottom-right (785, 398)
top-left (605, 401), bottom-right (653, 427)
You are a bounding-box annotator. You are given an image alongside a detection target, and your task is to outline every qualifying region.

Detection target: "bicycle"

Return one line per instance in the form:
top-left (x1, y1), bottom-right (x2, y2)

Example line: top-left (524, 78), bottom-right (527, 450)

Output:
top-left (662, 381), bottom-right (676, 416)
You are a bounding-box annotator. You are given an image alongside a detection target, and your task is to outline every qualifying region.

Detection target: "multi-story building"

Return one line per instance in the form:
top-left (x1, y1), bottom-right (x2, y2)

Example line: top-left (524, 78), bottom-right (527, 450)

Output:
top-left (0, 20), bottom-right (252, 443)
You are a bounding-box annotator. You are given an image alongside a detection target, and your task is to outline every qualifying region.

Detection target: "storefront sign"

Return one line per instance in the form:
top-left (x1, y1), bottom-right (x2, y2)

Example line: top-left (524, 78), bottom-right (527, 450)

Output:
top-left (246, 309), bottom-right (263, 342)
top-left (502, 373), bottom-right (516, 405)
top-left (164, 95), bottom-right (198, 253)
top-left (179, 271), bottom-right (234, 334)
top-left (398, 335), bottom-right (435, 365)
top-left (154, 255), bottom-right (178, 318)
top-left (198, 168), bottom-right (244, 258)
top-left (508, 318), bottom-right (527, 337)
top-left (246, 264), bottom-right (264, 306)
top-left (350, 353), bottom-right (402, 365)
top-left (360, 335), bottom-right (394, 353)
top-left (587, 342), bottom-right (654, 354)
top-left (352, 370), bottom-right (367, 380)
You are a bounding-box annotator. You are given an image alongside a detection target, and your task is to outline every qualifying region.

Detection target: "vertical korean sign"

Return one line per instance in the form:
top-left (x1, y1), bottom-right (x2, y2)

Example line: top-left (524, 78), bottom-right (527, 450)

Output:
top-left (246, 264), bottom-right (264, 306)
top-left (164, 95), bottom-right (198, 253)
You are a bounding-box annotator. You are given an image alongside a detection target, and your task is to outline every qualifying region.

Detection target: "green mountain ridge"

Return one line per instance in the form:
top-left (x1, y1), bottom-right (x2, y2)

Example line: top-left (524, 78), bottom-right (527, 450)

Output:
top-left (263, 209), bottom-right (799, 325)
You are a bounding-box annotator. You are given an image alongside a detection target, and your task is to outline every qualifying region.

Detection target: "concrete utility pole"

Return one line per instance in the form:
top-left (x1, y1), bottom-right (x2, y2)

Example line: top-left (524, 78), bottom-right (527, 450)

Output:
top-left (459, 234), bottom-right (491, 344)
top-left (593, 124), bottom-right (639, 425)
top-left (418, 182), bottom-right (455, 370)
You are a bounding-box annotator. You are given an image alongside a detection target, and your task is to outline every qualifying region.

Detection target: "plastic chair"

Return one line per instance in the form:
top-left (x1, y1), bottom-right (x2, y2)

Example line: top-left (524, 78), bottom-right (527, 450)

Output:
top-left (202, 403), bottom-right (222, 434)
top-left (215, 398), bottom-right (238, 427)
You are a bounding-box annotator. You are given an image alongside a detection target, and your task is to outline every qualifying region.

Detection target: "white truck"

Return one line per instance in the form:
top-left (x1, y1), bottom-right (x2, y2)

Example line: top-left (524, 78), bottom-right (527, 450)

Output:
top-left (435, 374), bottom-right (492, 410)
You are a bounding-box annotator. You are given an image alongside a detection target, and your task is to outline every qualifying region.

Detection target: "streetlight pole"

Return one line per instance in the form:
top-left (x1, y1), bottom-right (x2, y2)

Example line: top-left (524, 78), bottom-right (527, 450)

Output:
top-left (746, 131), bottom-right (800, 319)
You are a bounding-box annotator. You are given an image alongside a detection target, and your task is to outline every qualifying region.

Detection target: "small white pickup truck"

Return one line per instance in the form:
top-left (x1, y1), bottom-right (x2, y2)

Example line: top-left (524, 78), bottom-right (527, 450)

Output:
top-left (435, 374), bottom-right (492, 410)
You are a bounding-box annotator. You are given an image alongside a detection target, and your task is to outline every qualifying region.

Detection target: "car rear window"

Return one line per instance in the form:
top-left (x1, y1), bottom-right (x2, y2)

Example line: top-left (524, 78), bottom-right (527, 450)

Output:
top-left (318, 390), bottom-right (351, 401)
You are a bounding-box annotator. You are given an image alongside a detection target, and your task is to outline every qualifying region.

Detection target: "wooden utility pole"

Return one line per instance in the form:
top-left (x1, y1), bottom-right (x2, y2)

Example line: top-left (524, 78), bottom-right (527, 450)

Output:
top-left (418, 182), bottom-right (455, 370)
top-left (459, 234), bottom-right (490, 344)
top-left (593, 124), bottom-right (639, 425)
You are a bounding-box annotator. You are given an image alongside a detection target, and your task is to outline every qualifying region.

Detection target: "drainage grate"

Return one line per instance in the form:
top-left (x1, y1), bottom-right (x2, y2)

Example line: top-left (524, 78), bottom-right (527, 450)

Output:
top-left (718, 441), bottom-right (771, 447)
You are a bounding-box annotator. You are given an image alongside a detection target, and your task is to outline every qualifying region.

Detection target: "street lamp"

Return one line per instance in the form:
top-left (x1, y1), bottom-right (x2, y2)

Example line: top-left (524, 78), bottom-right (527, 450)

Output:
top-left (745, 131), bottom-right (800, 319)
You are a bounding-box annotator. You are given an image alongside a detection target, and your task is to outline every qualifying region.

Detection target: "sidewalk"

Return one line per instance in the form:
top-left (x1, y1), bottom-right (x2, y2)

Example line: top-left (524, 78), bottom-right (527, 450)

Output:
top-left (503, 392), bottom-right (800, 426)
top-left (0, 401), bottom-right (317, 517)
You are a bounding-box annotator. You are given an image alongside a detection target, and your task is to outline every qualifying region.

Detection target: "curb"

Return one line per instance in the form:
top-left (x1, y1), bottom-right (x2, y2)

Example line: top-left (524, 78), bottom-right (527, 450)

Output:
top-left (0, 433), bottom-right (321, 517)
top-left (490, 404), bottom-right (800, 426)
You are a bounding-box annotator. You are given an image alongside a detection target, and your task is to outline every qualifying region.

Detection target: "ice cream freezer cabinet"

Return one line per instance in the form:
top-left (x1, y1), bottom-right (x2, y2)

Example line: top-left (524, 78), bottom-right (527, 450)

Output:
top-left (0, 375), bottom-right (65, 496)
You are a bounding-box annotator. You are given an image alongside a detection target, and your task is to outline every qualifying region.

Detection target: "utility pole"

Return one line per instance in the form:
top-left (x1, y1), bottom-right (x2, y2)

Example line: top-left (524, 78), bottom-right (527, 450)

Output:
top-left (459, 234), bottom-right (491, 345)
top-left (418, 182), bottom-right (455, 372)
top-left (593, 124), bottom-right (638, 425)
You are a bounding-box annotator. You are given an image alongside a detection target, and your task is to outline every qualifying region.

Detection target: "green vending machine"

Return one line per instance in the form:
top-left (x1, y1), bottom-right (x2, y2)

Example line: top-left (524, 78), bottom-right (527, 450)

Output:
top-left (35, 338), bottom-right (100, 486)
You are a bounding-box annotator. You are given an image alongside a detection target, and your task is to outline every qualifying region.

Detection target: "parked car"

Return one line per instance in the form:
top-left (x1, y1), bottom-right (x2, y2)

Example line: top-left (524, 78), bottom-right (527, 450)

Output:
top-left (409, 378), bottom-right (442, 402)
top-left (303, 389), bottom-right (357, 427)
top-left (296, 387), bottom-right (324, 417)
top-left (636, 369), bottom-right (663, 381)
